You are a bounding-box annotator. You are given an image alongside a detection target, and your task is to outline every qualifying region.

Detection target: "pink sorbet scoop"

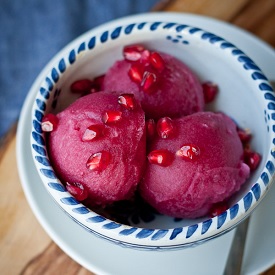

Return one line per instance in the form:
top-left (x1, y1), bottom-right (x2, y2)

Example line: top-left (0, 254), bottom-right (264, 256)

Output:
top-left (102, 50), bottom-right (204, 120)
top-left (48, 91), bottom-right (146, 207)
top-left (139, 112), bottom-right (250, 219)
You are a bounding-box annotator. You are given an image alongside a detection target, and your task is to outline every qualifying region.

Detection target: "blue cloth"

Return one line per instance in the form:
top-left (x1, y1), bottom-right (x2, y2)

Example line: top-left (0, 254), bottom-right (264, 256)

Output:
top-left (0, 0), bottom-right (159, 137)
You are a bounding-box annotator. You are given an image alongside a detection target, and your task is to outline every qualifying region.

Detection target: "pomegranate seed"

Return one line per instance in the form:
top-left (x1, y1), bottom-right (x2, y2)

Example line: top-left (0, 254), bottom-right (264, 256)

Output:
top-left (118, 94), bottom-right (136, 110)
top-left (141, 71), bottom-right (157, 93)
top-left (65, 182), bottom-right (88, 201)
top-left (140, 49), bottom-right (151, 65)
top-left (244, 149), bottom-right (261, 171)
top-left (41, 113), bottom-right (58, 132)
top-left (94, 74), bottom-right (105, 86)
top-left (237, 128), bottom-right (252, 144)
top-left (82, 124), bottom-right (104, 141)
top-left (202, 81), bottom-right (219, 103)
top-left (149, 52), bottom-right (165, 72)
top-left (128, 64), bottom-right (143, 84)
top-left (156, 117), bottom-right (174, 139)
top-left (102, 110), bottom-right (122, 124)
top-left (86, 151), bottom-right (111, 171)
top-left (176, 144), bottom-right (200, 160)
top-left (123, 44), bottom-right (145, 62)
top-left (70, 79), bottom-right (94, 94)
top-left (209, 202), bottom-right (228, 217)
top-left (147, 149), bottom-right (174, 167)
top-left (91, 74), bottom-right (105, 91)
top-left (146, 119), bottom-right (156, 140)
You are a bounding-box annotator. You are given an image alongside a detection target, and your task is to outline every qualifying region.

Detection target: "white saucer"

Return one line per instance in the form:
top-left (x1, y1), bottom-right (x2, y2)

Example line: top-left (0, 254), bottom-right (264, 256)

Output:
top-left (17, 12), bottom-right (275, 275)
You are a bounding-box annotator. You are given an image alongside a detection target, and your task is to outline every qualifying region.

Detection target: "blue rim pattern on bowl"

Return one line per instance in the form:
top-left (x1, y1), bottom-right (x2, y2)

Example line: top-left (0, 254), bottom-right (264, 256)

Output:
top-left (30, 21), bottom-right (275, 249)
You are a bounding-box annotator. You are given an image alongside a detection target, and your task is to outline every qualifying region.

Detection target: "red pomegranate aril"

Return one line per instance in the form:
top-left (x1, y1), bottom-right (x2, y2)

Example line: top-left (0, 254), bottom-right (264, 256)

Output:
top-left (70, 79), bottom-right (94, 94)
top-left (118, 94), bottom-right (136, 110)
top-left (82, 124), bottom-right (104, 141)
top-left (176, 144), bottom-right (201, 160)
top-left (65, 182), bottom-right (88, 201)
top-left (244, 149), bottom-right (261, 171)
top-left (92, 74), bottom-right (105, 90)
top-left (86, 151), bottom-right (111, 172)
top-left (156, 117), bottom-right (174, 139)
top-left (140, 49), bottom-right (151, 65)
top-left (41, 113), bottom-right (58, 132)
top-left (237, 128), bottom-right (252, 144)
top-left (128, 64), bottom-right (143, 84)
top-left (102, 110), bottom-right (122, 124)
top-left (148, 149), bottom-right (174, 167)
top-left (141, 71), bottom-right (157, 93)
top-left (202, 81), bottom-right (219, 103)
top-left (146, 119), bottom-right (156, 140)
top-left (209, 202), bottom-right (228, 217)
top-left (123, 44), bottom-right (145, 62)
top-left (149, 52), bottom-right (165, 72)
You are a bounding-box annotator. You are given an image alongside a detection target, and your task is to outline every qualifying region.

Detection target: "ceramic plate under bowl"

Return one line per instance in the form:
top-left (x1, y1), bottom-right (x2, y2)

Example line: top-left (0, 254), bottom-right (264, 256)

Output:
top-left (18, 12), bottom-right (275, 274)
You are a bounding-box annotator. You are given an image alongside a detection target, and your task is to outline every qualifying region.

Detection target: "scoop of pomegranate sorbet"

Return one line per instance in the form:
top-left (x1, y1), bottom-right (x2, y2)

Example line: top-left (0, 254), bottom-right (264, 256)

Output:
top-left (102, 45), bottom-right (204, 120)
top-left (48, 91), bottom-right (146, 206)
top-left (139, 112), bottom-right (250, 219)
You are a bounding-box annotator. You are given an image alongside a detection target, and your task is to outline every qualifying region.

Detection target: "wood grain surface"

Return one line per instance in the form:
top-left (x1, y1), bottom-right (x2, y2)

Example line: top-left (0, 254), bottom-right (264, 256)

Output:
top-left (1, 0), bottom-right (275, 274)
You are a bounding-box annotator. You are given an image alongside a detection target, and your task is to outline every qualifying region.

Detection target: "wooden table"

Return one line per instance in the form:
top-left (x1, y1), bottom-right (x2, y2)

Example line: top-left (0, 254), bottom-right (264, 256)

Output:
top-left (1, 0), bottom-right (274, 274)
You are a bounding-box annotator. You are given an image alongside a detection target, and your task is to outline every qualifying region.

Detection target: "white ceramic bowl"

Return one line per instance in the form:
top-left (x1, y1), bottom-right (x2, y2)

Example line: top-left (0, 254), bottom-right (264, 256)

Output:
top-left (30, 19), bottom-right (275, 250)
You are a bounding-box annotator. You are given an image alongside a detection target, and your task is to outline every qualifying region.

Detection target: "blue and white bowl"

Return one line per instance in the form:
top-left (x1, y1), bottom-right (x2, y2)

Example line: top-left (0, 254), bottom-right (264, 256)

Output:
top-left (30, 19), bottom-right (275, 250)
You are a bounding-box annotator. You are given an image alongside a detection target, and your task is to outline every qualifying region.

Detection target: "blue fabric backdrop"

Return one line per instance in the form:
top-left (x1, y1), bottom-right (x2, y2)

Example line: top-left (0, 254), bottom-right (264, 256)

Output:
top-left (0, 0), bottom-right (159, 137)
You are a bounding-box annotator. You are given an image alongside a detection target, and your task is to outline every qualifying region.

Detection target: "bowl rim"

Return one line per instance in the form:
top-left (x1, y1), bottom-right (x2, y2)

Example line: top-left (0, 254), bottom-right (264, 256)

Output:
top-left (30, 20), bottom-right (275, 250)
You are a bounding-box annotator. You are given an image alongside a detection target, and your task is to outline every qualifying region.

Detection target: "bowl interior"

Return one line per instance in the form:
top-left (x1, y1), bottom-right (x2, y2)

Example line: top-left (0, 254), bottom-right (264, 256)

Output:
top-left (31, 21), bottom-right (275, 247)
